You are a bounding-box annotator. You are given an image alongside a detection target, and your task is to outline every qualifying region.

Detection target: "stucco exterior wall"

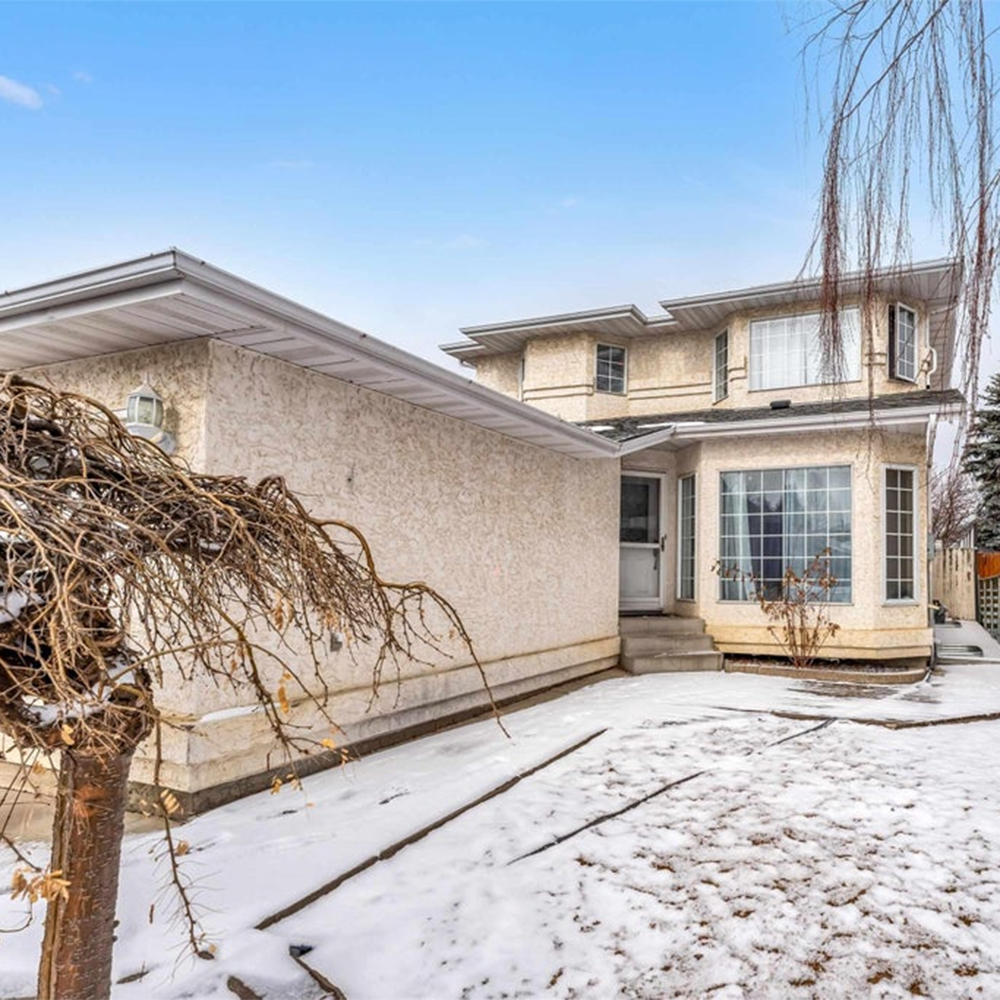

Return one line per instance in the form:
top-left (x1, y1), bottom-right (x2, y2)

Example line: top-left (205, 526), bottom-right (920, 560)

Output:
top-left (30, 339), bottom-right (212, 473)
top-left (475, 352), bottom-right (522, 398)
top-left (675, 429), bottom-right (932, 661)
top-left (520, 333), bottom-right (595, 421)
top-left (470, 295), bottom-right (942, 422)
top-left (21, 340), bottom-right (621, 801)
top-left (174, 340), bottom-right (621, 793)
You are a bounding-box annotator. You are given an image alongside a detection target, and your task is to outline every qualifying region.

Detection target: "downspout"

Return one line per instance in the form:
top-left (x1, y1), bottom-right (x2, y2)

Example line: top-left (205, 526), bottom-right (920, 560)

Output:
top-left (926, 413), bottom-right (938, 622)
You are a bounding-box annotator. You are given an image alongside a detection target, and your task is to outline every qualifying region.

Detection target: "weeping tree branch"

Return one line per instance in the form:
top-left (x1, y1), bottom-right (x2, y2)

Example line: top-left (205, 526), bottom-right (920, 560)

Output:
top-left (801, 0), bottom-right (998, 434)
top-left (0, 372), bottom-right (499, 998)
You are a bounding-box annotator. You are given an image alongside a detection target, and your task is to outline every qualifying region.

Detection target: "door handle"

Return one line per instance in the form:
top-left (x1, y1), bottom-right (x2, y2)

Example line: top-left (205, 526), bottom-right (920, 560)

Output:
top-left (660, 534), bottom-right (666, 552)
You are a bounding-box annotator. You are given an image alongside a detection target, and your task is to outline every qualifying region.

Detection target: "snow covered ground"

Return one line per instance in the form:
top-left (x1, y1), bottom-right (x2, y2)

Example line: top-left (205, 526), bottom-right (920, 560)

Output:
top-left (3, 664), bottom-right (1000, 999)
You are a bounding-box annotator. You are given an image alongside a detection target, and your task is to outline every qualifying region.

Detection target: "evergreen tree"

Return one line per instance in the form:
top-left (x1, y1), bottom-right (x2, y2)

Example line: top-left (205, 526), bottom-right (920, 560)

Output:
top-left (964, 371), bottom-right (1000, 550)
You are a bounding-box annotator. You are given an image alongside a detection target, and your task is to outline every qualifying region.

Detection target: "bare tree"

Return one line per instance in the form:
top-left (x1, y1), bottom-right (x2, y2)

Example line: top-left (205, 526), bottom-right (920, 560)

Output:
top-left (0, 374), bottom-right (489, 1000)
top-left (801, 0), bottom-right (997, 408)
top-left (931, 464), bottom-right (978, 546)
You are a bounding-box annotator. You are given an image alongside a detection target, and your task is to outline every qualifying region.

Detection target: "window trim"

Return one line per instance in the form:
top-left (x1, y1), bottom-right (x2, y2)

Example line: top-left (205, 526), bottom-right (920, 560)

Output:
top-left (888, 302), bottom-right (918, 383)
top-left (677, 473), bottom-right (697, 602)
top-left (713, 329), bottom-right (729, 402)
top-left (595, 343), bottom-right (627, 395)
top-left (748, 307), bottom-right (862, 392)
top-left (882, 463), bottom-right (920, 605)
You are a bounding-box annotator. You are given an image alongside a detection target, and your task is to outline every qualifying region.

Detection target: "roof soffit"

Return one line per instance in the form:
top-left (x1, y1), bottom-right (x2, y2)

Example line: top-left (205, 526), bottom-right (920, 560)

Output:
top-left (0, 251), bottom-right (620, 462)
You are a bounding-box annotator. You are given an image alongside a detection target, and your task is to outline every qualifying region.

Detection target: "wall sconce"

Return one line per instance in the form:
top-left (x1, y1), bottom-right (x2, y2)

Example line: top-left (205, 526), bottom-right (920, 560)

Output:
top-left (124, 377), bottom-right (176, 455)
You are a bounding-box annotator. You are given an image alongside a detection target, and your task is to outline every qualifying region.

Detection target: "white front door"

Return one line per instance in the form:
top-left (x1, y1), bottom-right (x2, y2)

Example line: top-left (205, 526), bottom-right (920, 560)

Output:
top-left (619, 474), bottom-right (664, 611)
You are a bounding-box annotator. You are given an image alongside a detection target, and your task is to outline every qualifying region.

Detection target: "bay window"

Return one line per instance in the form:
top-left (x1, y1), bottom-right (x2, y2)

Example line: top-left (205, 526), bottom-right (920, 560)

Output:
top-left (884, 466), bottom-right (917, 601)
top-left (678, 474), bottom-right (696, 600)
top-left (720, 465), bottom-right (852, 603)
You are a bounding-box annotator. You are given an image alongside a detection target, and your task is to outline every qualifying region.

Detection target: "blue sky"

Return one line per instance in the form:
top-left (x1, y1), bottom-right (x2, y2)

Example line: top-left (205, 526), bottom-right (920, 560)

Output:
top-left (0, 1), bottom-right (956, 367)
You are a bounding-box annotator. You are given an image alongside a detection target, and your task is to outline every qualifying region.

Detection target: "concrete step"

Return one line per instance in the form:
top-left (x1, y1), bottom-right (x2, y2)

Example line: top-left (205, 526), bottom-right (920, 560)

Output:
top-left (621, 650), bottom-right (724, 674)
top-left (621, 633), bottom-right (716, 656)
top-left (618, 615), bottom-right (706, 637)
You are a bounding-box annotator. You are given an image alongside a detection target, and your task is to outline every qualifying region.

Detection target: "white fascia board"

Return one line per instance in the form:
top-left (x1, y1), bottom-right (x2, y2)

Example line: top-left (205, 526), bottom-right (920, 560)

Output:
top-left (172, 267), bottom-right (620, 459)
top-left (0, 251), bottom-right (183, 318)
top-left (658, 258), bottom-right (958, 313)
top-left (460, 304), bottom-right (645, 337)
top-left (0, 249), bottom-right (620, 460)
top-left (669, 403), bottom-right (960, 441)
top-left (616, 426), bottom-right (678, 455)
top-left (0, 279), bottom-right (187, 336)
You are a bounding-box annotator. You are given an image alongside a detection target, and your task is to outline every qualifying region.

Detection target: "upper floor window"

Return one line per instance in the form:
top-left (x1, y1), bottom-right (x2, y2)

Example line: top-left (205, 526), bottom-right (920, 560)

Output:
top-left (749, 308), bottom-right (860, 391)
top-left (713, 330), bottom-right (729, 402)
top-left (888, 303), bottom-right (917, 382)
top-left (596, 344), bottom-right (627, 394)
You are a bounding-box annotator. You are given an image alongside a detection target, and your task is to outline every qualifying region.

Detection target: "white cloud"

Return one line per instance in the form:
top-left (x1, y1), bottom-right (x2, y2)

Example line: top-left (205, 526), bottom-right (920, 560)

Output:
top-left (0, 75), bottom-right (43, 110)
top-left (73, 71), bottom-right (93, 84)
top-left (45, 83), bottom-right (61, 96)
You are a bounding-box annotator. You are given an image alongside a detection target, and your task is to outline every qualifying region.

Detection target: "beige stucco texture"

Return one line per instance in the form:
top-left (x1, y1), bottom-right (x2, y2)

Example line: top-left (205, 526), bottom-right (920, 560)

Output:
top-left (37, 340), bottom-right (621, 794)
top-left (674, 428), bottom-right (932, 662)
top-left (476, 296), bottom-right (941, 422)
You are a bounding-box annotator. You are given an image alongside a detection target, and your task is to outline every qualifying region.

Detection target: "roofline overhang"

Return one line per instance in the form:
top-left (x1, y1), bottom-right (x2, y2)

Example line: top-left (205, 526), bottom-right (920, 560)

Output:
top-left (443, 258), bottom-right (962, 364)
top-left (458, 304), bottom-right (675, 338)
top-left (657, 257), bottom-right (959, 312)
top-left (625, 400), bottom-right (964, 447)
top-left (0, 250), bottom-right (622, 461)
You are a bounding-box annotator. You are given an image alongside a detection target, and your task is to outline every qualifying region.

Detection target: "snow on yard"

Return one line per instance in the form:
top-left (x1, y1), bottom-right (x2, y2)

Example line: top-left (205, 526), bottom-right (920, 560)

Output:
top-left (3, 665), bottom-right (1000, 999)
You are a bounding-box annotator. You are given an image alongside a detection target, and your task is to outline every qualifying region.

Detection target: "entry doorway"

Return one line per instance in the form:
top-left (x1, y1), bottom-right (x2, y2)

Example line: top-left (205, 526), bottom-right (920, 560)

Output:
top-left (619, 473), bottom-right (665, 612)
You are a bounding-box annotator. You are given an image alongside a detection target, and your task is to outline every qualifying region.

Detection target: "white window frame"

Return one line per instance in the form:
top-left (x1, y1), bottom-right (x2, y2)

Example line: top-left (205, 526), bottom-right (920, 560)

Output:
top-left (888, 302), bottom-right (918, 383)
top-left (595, 343), bottom-right (627, 395)
top-left (713, 329), bottom-right (729, 402)
top-left (518, 354), bottom-right (526, 401)
top-left (718, 464), bottom-right (853, 604)
top-left (677, 473), bottom-right (697, 601)
top-left (883, 464), bottom-right (919, 604)
top-left (749, 308), bottom-right (861, 391)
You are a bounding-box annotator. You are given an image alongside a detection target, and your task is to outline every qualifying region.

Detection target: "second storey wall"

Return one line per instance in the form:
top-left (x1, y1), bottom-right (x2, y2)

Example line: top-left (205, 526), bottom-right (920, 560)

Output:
top-left (474, 294), bottom-right (945, 422)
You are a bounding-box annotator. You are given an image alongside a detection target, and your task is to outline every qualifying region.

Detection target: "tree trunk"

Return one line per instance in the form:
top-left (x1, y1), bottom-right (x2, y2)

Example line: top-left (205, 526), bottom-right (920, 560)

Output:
top-left (37, 747), bottom-right (135, 1000)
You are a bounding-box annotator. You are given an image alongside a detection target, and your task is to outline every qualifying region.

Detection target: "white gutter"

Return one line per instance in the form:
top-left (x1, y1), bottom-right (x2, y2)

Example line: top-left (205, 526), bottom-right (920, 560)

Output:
top-left (668, 403), bottom-right (962, 440)
top-left (0, 250), bottom-right (621, 461)
top-left (172, 258), bottom-right (620, 459)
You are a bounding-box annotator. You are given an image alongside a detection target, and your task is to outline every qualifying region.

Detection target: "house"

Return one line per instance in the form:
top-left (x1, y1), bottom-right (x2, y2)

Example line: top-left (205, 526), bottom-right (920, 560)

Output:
top-left (442, 259), bottom-right (963, 662)
top-left (0, 252), bottom-right (962, 812)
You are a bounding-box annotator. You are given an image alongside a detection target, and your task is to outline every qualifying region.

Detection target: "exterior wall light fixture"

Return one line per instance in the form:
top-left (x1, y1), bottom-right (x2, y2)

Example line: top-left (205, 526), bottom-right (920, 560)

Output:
top-left (124, 377), bottom-right (176, 455)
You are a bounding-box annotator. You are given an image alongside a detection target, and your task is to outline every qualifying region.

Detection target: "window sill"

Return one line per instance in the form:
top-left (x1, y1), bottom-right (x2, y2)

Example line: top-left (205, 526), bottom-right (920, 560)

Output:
top-left (715, 599), bottom-right (855, 607)
top-left (746, 377), bottom-right (864, 393)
